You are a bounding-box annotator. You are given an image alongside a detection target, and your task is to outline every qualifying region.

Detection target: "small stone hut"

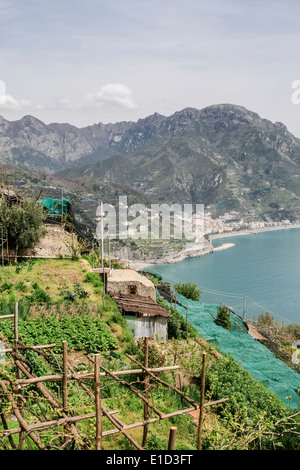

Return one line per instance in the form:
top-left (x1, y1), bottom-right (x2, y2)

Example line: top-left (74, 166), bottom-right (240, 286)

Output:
top-left (106, 269), bottom-right (156, 300)
top-left (105, 269), bottom-right (170, 341)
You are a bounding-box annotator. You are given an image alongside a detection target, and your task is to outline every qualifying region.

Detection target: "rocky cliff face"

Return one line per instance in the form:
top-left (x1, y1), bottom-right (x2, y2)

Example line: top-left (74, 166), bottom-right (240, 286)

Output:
top-left (0, 111), bottom-right (167, 172)
top-left (1, 104), bottom-right (300, 170)
top-left (1, 104), bottom-right (300, 220)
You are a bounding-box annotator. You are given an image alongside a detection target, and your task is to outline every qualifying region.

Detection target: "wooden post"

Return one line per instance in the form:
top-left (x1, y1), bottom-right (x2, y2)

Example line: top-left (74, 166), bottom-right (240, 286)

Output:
top-left (6, 228), bottom-right (9, 263)
top-left (0, 380), bottom-right (45, 450)
top-left (142, 336), bottom-right (149, 447)
top-left (168, 426), bottom-right (177, 450)
top-left (62, 341), bottom-right (68, 443)
top-left (14, 302), bottom-right (25, 449)
top-left (1, 226), bottom-right (3, 270)
top-left (14, 302), bottom-right (18, 352)
top-left (94, 354), bottom-right (102, 450)
top-left (15, 358), bottom-right (90, 450)
top-left (62, 341), bottom-right (68, 411)
top-left (197, 351), bottom-right (207, 450)
top-left (100, 202), bottom-right (105, 306)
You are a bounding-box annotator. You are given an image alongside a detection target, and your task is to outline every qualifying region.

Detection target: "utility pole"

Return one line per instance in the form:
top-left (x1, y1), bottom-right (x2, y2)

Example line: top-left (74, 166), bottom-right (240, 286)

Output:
top-left (100, 202), bottom-right (105, 306)
top-left (108, 238), bottom-right (111, 270)
top-left (243, 296), bottom-right (246, 320)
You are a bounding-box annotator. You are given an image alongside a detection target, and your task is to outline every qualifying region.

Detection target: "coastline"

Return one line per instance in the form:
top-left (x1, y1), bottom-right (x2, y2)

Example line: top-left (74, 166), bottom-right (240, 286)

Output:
top-left (130, 222), bottom-right (300, 272)
top-left (209, 222), bottom-right (300, 240)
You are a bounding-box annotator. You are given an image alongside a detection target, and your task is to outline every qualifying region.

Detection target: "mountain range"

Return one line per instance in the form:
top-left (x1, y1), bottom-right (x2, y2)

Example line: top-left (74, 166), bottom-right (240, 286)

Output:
top-left (1, 103), bottom-right (300, 222)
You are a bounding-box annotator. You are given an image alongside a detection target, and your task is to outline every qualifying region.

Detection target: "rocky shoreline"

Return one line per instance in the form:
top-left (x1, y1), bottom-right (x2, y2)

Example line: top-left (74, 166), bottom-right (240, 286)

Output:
top-left (130, 223), bottom-right (300, 271)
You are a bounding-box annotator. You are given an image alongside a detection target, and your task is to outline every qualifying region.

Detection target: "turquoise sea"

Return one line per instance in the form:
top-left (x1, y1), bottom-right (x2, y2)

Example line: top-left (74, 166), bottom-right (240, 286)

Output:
top-left (147, 227), bottom-right (300, 325)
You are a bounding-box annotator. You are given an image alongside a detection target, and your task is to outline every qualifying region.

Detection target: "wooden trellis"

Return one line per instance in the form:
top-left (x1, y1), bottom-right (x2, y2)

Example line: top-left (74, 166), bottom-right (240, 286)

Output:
top-left (0, 302), bottom-right (229, 450)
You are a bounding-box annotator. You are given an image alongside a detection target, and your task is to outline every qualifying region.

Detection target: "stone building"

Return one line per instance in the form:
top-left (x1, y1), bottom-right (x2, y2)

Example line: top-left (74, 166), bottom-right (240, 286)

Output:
top-left (104, 269), bottom-right (170, 341)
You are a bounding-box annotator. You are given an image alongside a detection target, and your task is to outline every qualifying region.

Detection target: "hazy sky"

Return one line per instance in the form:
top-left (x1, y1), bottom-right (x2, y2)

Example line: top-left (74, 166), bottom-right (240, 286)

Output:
top-left (1, 0), bottom-right (300, 136)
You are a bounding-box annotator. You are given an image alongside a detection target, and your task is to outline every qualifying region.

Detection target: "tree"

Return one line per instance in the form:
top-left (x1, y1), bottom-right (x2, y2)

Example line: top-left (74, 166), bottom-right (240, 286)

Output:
top-left (0, 196), bottom-right (46, 260)
top-left (256, 312), bottom-right (275, 327)
top-left (216, 304), bottom-right (231, 331)
top-left (173, 282), bottom-right (201, 301)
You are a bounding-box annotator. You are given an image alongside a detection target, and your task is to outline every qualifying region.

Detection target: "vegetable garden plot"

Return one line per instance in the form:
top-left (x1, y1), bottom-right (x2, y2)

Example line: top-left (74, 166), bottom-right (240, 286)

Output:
top-left (0, 302), bottom-right (228, 450)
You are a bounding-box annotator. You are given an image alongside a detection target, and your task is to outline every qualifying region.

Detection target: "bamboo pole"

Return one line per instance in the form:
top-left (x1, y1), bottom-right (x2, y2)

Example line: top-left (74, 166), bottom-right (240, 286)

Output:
top-left (142, 337), bottom-right (149, 447)
top-left (14, 358), bottom-right (90, 450)
top-left (0, 343), bottom-right (56, 353)
top-left (67, 359), bottom-right (143, 451)
top-left (126, 353), bottom-right (199, 409)
top-left (99, 363), bottom-right (165, 419)
top-left (62, 341), bottom-right (69, 444)
top-left (1, 410), bottom-right (120, 439)
top-left (0, 348), bottom-right (229, 449)
top-left (0, 314), bottom-right (15, 320)
top-left (14, 301), bottom-right (25, 449)
top-left (14, 302), bottom-right (18, 352)
top-left (1, 226), bottom-right (3, 270)
top-left (0, 379), bottom-right (45, 450)
top-left (168, 426), bottom-right (177, 450)
top-left (101, 399), bottom-right (229, 437)
top-left (62, 341), bottom-right (68, 412)
top-left (0, 398), bottom-right (17, 449)
top-left (94, 354), bottom-right (102, 450)
top-left (1, 401), bottom-right (231, 442)
top-left (197, 351), bottom-right (207, 450)
top-left (15, 365), bottom-right (180, 386)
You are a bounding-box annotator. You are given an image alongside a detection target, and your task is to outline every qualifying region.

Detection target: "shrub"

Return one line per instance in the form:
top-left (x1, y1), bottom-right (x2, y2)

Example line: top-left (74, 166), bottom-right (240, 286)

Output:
top-left (84, 272), bottom-right (103, 288)
top-left (284, 323), bottom-right (300, 339)
top-left (0, 281), bottom-right (14, 293)
top-left (59, 282), bottom-right (90, 302)
top-left (73, 282), bottom-right (90, 299)
top-left (15, 281), bottom-right (28, 292)
top-left (157, 296), bottom-right (198, 340)
top-left (216, 305), bottom-right (231, 331)
top-left (257, 312), bottom-right (276, 327)
top-left (28, 282), bottom-right (52, 306)
top-left (173, 282), bottom-right (201, 301)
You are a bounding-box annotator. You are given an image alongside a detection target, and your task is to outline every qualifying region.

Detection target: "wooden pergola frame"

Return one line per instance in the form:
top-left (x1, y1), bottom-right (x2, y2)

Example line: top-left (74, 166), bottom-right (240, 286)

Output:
top-left (0, 302), bottom-right (229, 450)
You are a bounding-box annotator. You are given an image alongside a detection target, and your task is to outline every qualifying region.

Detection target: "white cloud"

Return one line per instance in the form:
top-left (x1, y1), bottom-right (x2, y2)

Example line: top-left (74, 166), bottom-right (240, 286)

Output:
top-left (0, 79), bottom-right (31, 109)
top-left (0, 93), bottom-right (31, 109)
top-left (87, 83), bottom-right (138, 110)
top-left (51, 96), bottom-right (82, 110)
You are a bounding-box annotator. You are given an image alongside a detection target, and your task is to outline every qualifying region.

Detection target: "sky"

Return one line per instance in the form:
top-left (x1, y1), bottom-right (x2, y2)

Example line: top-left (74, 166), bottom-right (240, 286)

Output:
top-left (1, 0), bottom-right (300, 136)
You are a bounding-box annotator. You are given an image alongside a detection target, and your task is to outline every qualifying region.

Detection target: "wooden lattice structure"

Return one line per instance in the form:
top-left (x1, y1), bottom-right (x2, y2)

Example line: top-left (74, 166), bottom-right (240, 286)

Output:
top-left (0, 302), bottom-right (229, 450)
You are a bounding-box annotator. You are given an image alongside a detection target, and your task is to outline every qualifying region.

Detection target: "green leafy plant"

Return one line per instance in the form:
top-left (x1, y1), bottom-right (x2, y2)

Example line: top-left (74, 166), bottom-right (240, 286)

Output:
top-left (0, 197), bottom-right (45, 260)
top-left (173, 282), bottom-right (201, 301)
top-left (59, 282), bottom-right (90, 302)
top-left (15, 281), bottom-right (28, 292)
top-left (84, 271), bottom-right (103, 288)
top-left (157, 296), bottom-right (198, 339)
top-left (0, 281), bottom-right (14, 293)
top-left (0, 313), bottom-right (117, 354)
top-left (28, 282), bottom-right (52, 306)
top-left (215, 305), bottom-right (231, 331)
top-left (73, 282), bottom-right (90, 299)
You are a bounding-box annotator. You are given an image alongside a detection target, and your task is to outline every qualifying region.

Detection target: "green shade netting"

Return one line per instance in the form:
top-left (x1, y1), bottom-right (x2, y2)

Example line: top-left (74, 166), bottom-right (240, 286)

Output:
top-left (170, 293), bottom-right (300, 409)
top-left (39, 197), bottom-right (71, 218)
